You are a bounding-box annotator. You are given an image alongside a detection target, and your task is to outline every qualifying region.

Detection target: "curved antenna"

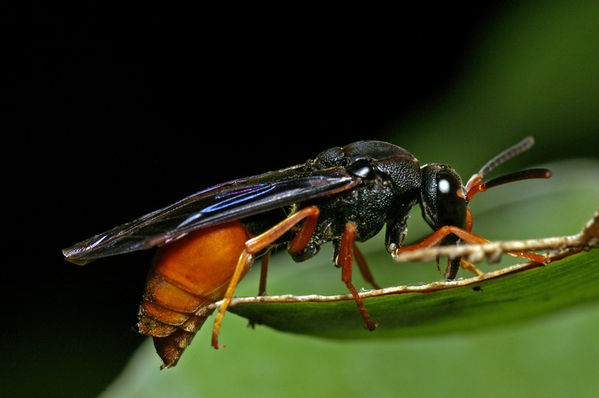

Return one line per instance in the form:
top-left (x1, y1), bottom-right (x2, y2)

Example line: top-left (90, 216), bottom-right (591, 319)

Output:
top-left (463, 137), bottom-right (551, 201)
top-left (478, 137), bottom-right (535, 180)
top-left (465, 136), bottom-right (535, 193)
top-left (465, 168), bottom-right (552, 201)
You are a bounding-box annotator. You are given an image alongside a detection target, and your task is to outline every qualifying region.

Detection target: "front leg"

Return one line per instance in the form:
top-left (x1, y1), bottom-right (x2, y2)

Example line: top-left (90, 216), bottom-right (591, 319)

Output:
top-left (396, 225), bottom-right (548, 271)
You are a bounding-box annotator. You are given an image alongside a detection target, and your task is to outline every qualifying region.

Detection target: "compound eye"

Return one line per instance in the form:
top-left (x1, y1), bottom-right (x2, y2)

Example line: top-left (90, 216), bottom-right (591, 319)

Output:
top-left (438, 178), bottom-right (451, 194)
top-left (420, 163), bottom-right (467, 230)
top-left (435, 172), bottom-right (466, 227)
top-left (437, 170), bottom-right (462, 195)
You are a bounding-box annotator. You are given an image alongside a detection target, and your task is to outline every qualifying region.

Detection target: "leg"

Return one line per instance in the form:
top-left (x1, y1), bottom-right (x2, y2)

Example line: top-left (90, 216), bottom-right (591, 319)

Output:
top-left (211, 251), bottom-right (253, 349)
top-left (212, 206), bottom-right (320, 349)
top-left (445, 257), bottom-right (484, 280)
top-left (353, 244), bottom-right (381, 290)
top-left (288, 208), bottom-right (320, 254)
top-left (459, 258), bottom-right (484, 276)
top-left (248, 250), bottom-right (271, 329)
top-left (337, 222), bottom-right (377, 331)
top-left (399, 226), bottom-right (487, 251)
top-left (257, 250), bottom-right (271, 297)
top-left (445, 257), bottom-right (461, 280)
top-left (398, 225), bottom-right (547, 264)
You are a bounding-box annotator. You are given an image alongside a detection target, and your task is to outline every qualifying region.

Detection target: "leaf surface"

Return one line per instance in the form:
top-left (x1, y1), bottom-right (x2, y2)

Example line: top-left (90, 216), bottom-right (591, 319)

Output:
top-left (229, 250), bottom-right (599, 338)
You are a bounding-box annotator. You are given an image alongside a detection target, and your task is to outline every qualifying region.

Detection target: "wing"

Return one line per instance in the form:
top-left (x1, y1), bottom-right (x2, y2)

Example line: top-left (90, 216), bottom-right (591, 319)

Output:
top-left (63, 165), bottom-right (361, 264)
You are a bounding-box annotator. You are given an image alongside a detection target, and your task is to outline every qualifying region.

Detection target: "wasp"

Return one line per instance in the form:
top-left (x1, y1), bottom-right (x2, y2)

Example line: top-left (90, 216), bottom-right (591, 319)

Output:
top-left (63, 137), bottom-right (551, 368)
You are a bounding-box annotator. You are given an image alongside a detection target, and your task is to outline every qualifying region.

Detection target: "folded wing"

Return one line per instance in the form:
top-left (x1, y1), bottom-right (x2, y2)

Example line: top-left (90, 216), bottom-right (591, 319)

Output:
top-left (63, 165), bottom-right (361, 264)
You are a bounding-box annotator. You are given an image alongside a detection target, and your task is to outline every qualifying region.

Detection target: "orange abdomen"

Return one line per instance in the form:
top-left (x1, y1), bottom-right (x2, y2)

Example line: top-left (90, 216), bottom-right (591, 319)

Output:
top-left (138, 220), bottom-right (249, 368)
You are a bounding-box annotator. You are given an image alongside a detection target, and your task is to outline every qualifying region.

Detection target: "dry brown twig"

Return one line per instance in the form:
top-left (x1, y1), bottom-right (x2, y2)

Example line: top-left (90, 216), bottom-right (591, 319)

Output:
top-left (201, 207), bottom-right (599, 311)
top-left (391, 207), bottom-right (599, 264)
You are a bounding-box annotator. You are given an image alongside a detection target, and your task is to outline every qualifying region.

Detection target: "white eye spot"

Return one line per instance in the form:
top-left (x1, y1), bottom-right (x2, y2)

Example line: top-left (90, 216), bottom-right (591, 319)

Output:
top-left (438, 178), bottom-right (450, 194)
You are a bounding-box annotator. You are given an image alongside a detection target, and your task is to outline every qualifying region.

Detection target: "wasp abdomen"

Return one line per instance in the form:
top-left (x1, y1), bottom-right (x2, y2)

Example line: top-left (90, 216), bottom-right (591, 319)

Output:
top-left (137, 221), bottom-right (250, 368)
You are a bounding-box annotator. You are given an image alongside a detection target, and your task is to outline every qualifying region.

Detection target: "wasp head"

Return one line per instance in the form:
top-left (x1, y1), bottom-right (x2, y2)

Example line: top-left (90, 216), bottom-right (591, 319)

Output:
top-left (419, 163), bottom-right (467, 231)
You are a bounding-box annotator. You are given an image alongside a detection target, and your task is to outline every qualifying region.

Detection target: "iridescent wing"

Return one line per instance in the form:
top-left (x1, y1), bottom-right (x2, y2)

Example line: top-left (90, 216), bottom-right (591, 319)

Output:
top-left (63, 165), bottom-right (361, 264)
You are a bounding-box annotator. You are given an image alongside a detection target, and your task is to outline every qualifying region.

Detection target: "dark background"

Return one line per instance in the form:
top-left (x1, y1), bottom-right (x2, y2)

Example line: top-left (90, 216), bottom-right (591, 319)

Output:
top-left (7, 2), bottom-right (579, 396)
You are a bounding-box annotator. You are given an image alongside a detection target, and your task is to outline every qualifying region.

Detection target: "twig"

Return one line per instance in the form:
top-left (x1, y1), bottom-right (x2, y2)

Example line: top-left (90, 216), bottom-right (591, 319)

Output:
top-left (197, 260), bottom-right (541, 313)
top-left (392, 207), bottom-right (599, 264)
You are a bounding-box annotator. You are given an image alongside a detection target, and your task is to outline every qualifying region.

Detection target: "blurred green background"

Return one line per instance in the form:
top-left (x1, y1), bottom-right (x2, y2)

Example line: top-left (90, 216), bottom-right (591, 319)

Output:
top-left (102, 2), bottom-right (599, 397)
top-left (14, 1), bottom-right (599, 397)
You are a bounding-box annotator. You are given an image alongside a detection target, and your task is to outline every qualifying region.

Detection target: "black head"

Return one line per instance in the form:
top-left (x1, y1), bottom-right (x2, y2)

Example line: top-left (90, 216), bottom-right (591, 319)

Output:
top-left (418, 137), bottom-right (552, 234)
top-left (419, 163), bottom-right (467, 230)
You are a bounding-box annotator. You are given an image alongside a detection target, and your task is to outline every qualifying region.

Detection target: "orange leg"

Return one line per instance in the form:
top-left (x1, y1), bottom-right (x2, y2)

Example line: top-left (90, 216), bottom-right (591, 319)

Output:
top-left (398, 225), bottom-right (547, 264)
top-left (211, 251), bottom-right (252, 348)
top-left (353, 244), bottom-right (381, 290)
top-left (399, 225), bottom-right (487, 250)
top-left (211, 206), bottom-right (320, 349)
top-left (248, 250), bottom-right (272, 329)
top-left (257, 250), bottom-right (271, 297)
top-left (507, 250), bottom-right (547, 264)
top-left (460, 258), bottom-right (483, 276)
top-left (439, 257), bottom-right (484, 279)
top-left (337, 222), bottom-right (378, 331)
top-left (287, 208), bottom-right (320, 254)
top-left (465, 208), bottom-right (473, 232)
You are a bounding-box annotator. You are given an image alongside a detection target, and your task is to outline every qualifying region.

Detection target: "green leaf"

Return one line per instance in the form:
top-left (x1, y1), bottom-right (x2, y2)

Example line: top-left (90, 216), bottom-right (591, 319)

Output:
top-left (221, 159), bottom-right (599, 339)
top-left (101, 3), bottom-right (599, 396)
top-left (229, 250), bottom-right (599, 339)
